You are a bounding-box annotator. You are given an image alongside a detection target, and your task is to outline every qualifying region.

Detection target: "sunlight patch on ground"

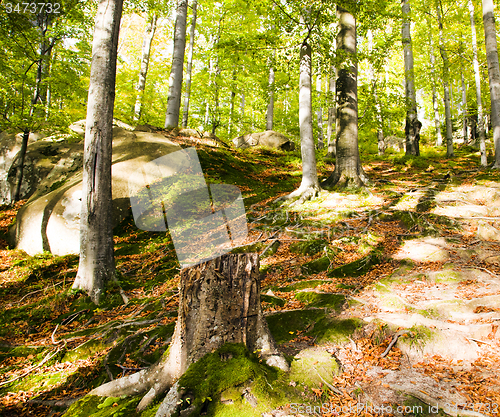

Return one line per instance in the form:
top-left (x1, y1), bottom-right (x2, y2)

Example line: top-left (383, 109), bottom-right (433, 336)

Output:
top-left (392, 237), bottom-right (450, 262)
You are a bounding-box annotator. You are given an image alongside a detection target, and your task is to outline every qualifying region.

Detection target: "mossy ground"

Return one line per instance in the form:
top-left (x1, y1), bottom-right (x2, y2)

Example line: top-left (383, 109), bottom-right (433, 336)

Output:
top-left (2, 141), bottom-right (500, 415)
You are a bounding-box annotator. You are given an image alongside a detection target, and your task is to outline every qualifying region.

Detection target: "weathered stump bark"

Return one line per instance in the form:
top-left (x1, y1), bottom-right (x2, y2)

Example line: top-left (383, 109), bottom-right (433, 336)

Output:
top-left (90, 253), bottom-right (287, 413)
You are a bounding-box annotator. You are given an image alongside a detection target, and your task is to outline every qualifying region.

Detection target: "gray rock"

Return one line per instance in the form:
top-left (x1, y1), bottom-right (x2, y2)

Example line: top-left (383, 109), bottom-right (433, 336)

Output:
top-left (10, 129), bottom-right (181, 256)
top-left (385, 135), bottom-right (405, 152)
top-left (232, 130), bottom-right (295, 151)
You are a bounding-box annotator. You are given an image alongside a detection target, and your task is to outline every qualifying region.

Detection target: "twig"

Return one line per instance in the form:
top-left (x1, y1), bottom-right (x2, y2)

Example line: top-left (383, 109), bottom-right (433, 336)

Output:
top-left (61, 309), bottom-right (89, 326)
top-left (380, 330), bottom-right (410, 358)
top-left (467, 337), bottom-right (491, 345)
top-left (0, 348), bottom-right (60, 387)
top-left (17, 280), bottom-right (67, 304)
top-left (312, 366), bottom-right (343, 396)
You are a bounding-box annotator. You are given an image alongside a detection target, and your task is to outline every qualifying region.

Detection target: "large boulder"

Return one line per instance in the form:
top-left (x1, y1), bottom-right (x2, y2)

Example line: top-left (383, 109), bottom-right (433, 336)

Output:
top-left (232, 130), bottom-right (295, 151)
top-left (0, 131), bottom-right (42, 204)
top-left (9, 129), bottom-right (181, 256)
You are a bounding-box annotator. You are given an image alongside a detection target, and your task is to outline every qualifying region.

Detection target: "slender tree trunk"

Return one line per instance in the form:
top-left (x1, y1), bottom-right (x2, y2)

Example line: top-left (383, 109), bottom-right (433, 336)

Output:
top-left (402, 0), bottom-right (421, 156)
top-left (427, 24), bottom-right (443, 147)
top-left (164, 0), bottom-right (188, 129)
top-left (134, 12), bottom-right (157, 122)
top-left (316, 72), bottom-right (324, 149)
top-left (469, 0), bottom-right (487, 165)
top-left (266, 51), bottom-right (275, 131)
top-left (483, 0), bottom-right (500, 168)
top-left (436, 0), bottom-right (455, 157)
top-left (326, 62), bottom-right (337, 157)
top-left (277, 40), bottom-right (321, 203)
top-left (367, 30), bottom-right (385, 155)
top-left (72, 0), bottom-right (123, 305)
top-left (322, 6), bottom-right (366, 189)
top-left (12, 130), bottom-right (30, 202)
top-left (181, 0), bottom-right (198, 128)
top-left (89, 254), bottom-right (288, 414)
top-left (461, 71), bottom-right (468, 142)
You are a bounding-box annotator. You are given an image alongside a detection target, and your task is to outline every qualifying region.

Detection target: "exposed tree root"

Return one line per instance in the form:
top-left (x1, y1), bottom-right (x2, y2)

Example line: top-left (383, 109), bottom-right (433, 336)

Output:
top-left (274, 184), bottom-right (322, 206)
top-left (88, 254), bottom-right (288, 415)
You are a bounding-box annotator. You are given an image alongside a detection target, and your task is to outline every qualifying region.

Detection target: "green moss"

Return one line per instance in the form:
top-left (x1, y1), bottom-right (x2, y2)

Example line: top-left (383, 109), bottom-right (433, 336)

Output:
top-left (266, 310), bottom-right (326, 343)
top-left (277, 279), bottom-right (330, 292)
top-left (290, 239), bottom-right (329, 256)
top-left (175, 344), bottom-right (285, 416)
top-left (62, 395), bottom-right (141, 417)
top-left (289, 347), bottom-right (340, 389)
top-left (260, 294), bottom-right (286, 307)
top-left (308, 317), bottom-right (364, 344)
top-left (329, 252), bottom-right (382, 278)
top-left (301, 256), bottom-right (331, 274)
top-left (294, 292), bottom-right (345, 311)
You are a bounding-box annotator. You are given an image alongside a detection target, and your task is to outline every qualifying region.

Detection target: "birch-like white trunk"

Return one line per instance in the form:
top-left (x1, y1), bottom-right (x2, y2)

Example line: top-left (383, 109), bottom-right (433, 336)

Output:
top-left (483, 0), bottom-right (500, 168)
top-left (134, 12), bottom-right (157, 122)
top-left (469, 0), bottom-right (487, 165)
top-left (428, 28), bottom-right (443, 146)
top-left (436, 0), bottom-right (455, 157)
top-left (316, 72), bottom-right (324, 149)
top-left (73, 0), bottom-right (123, 304)
top-left (402, 0), bottom-right (420, 156)
top-left (164, 0), bottom-right (188, 129)
top-left (266, 52), bottom-right (275, 131)
top-left (326, 63), bottom-right (337, 156)
top-left (461, 72), bottom-right (468, 142)
top-left (367, 30), bottom-right (385, 155)
top-left (181, 0), bottom-right (198, 128)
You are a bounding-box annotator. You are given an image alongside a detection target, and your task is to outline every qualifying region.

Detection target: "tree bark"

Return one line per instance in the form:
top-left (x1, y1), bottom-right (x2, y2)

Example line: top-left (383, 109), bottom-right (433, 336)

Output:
top-left (482, 0), bottom-right (500, 168)
top-left (72, 0), bottom-right (123, 305)
top-left (266, 52), bottom-right (276, 131)
top-left (164, 0), bottom-right (188, 129)
top-left (89, 254), bottom-right (287, 414)
top-left (469, 0), bottom-right (487, 165)
top-left (277, 40), bottom-right (321, 204)
top-left (428, 23), bottom-right (443, 147)
top-left (326, 62), bottom-right (337, 157)
top-left (461, 71), bottom-right (469, 142)
top-left (134, 12), bottom-right (157, 122)
top-left (367, 30), bottom-right (385, 155)
top-left (321, 5), bottom-right (367, 190)
top-left (12, 130), bottom-right (30, 202)
top-left (436, 0), bottom-right (455, 157)
top-left (402, 0), bottom-right (421, 156)
top-left (181, 0), bottom-right (198, 128)
top-left (316, 72), bottom-right (324, 149)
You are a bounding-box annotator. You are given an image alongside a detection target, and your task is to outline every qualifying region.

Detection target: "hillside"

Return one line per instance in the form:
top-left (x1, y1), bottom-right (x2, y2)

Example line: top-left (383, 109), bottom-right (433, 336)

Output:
top-left (1, 133), bottom-right (500, 417)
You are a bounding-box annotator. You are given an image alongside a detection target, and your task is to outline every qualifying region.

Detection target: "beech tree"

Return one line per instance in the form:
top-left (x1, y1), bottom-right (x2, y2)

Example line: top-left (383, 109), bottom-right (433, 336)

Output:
top-left (133, 12), bottom-right (157, 122)
top-left (164, 0), bottom-right (188, 129)
top-left (469, 0), bottom-right (487, 165)
top-left (401, 0), bottom-right (421, 156)
top-left (321, 4), bottom-right (368, 189)
top-left (72, 0), bottom-right (123, 304)
top-left (436, 0), bottom-right (454, 157)
top-left (181, 0), bottom-right (198, 128)
top-left (483, 0), bottom-right (500, 168)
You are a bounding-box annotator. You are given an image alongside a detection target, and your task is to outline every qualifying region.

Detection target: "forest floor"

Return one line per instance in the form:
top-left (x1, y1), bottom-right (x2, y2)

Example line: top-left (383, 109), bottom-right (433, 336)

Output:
top-left (0, 133), bottom-right (500, 417)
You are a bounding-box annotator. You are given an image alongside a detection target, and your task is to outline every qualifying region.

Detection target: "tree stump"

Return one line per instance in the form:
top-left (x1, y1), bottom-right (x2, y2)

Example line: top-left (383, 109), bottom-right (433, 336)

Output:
top-left (90, 253), bottom-right (287, 413)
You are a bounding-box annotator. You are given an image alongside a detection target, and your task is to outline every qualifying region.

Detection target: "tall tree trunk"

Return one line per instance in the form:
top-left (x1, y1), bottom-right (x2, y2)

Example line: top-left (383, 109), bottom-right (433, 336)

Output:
top-left (367, 30), bottom-right (385, 155)
top-left (461, 71), bottom-right (468, 142)
top-left (134, 12), bottom-right (157, 122)
top-left (181, 0), bottom-right (198, 128)
top-left (436, 0), bottom-right (455, 157)
top-left (428, 25), bottom-right (443, 147)
top-left (72, 0), bottom-right (123, 305)
top-left (266, 51), bottom-right (275, 131)
top-left (483, 0), bottom-right (500, 168)
top-left (321, 6), bottom-right (366, 189)
top-left (164, 0), bottom-right (188, 129)
top-left (277, 40), bottom-right (321, 204)
top-left (89, 254), bottom-right (288, 413)
top-left (12, 130), bottom-right (30, 202)
top-left (402, 0), bottom-right (421, 156)
top-left (469, 0), bottom-right (487, 165)
top-left (316, 71), bottom-right (324, 149)
top-left (326, 62), bottom-right (337, 157)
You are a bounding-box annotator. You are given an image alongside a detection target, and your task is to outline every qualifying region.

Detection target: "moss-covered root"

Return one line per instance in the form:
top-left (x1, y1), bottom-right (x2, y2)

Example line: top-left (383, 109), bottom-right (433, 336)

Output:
top-left (274, 184), bottom-right (321, 206)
